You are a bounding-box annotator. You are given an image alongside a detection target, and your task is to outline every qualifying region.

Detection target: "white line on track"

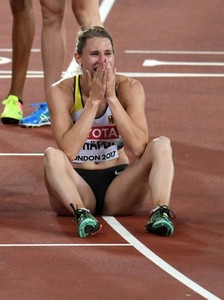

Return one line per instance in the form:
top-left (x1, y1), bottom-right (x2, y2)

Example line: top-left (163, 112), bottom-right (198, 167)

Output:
top-left (125, 50), bottom-right (224, 55)
top-left (143, 59), bottom-right (224, 67)
top-left (0, 153), bottom-right (43, 156)
top-left (0, 57), bottom-right (11, 64)
top-left (1, 72), bottom-right (224, 79)
top-left (103, 216), bottom-right (222, 300)
top-left (1, 49), bottom-right (223, 55)
top-left (120, 72), bottom-right (224, 78)
top-left (0, 71), bottom-right (43, 74)
top-left (0, 48), bottom-right (40, 52)
top-left (99, 0), bottom-right (116, 23)
top-left (0, 243), bottom-right (131, 247)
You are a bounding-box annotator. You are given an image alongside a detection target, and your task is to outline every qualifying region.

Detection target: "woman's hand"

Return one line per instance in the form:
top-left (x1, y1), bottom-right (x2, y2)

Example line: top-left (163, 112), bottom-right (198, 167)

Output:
top-left (85, 62), bottom-right (107, 103)
top-left (105, 63), bottom-right (116, 101)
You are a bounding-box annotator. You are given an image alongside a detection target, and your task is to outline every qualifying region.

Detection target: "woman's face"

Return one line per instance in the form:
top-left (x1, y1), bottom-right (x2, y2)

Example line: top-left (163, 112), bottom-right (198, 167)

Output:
top-left (78, 37), bottom-right (114, 77)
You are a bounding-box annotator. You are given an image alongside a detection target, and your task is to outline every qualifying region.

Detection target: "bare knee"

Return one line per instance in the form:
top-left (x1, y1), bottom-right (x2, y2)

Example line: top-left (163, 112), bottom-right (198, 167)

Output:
top-left (151, 136), bottom-right (173, 159)
top-left (10, 0), bottom-right (33, 15)
top-left (44, 147), bottom-right (66, 169)
top-left (72, 0), bottom-right (101, 29)
top-left (40, 0), bottom-right (65, 26)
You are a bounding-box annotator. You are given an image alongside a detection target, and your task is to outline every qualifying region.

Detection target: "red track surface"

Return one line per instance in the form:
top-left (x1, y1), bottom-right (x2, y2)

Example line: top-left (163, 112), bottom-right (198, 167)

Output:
top-left (0, 1), bottom-right (224, 299)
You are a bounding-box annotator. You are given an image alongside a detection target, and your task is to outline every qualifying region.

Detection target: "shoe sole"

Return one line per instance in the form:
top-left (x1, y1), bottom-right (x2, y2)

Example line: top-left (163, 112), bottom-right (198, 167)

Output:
top-left (19, 122), bottom-right (51, 128)
top-left (1, 117), bottom-right (21, 124)
top-left (79, 219), bottom-right (102, 238)
top-left (145, 219), bottom-right (174, 237)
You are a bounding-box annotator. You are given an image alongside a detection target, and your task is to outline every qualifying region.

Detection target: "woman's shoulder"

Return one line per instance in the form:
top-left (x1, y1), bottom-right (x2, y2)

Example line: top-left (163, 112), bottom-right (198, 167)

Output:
top-left (115, 74), bottom-right (144, 92)
top-left (47, 76), bottom-right (76, 109)
top-left (52, 75), bottom-right (74, 89)
top-left (47, 76), bottom-right (75, 99)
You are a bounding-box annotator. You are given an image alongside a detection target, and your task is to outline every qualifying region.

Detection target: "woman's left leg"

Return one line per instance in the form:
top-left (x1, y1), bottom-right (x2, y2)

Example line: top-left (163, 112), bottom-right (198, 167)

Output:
top-left (103, 136), bottom-right (174, 215)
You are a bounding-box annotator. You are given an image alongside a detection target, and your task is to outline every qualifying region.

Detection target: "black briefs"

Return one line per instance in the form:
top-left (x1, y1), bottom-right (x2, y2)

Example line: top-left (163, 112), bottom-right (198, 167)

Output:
top-left (74, 164), bottom-right (128, 215)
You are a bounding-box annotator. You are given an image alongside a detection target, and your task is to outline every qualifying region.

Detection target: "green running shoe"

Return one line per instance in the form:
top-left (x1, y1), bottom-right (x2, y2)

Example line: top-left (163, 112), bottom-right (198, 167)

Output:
top-left (145, 205), bottom-right (175, 237)
top-left (70, 203), bottom-right (102, 238)
top-left (1, 95), bottom-right (23, 124)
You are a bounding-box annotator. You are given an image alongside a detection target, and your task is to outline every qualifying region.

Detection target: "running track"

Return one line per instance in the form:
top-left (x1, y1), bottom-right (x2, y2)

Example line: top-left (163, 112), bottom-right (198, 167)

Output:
top-left (0, 1), bottom-right (224, 299)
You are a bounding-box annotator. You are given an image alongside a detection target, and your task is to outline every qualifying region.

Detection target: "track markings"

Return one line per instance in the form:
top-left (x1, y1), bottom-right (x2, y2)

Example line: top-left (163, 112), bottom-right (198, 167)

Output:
top-left (1, 72), bottom-right (224, 79)
top-left (0, 243), bottom-right (131, 247)
top-left (103, 216), bottom-right (222, 300)
top-left (120, 72), bottom-right (224, 78)
top-left (126, 50), bottom-right (224, 55)
top-left (0, 48), bottom-right (40, 52)
top-left (143, 59), bottom-right (224, 67)
top-left (0, 153), bottom-right (44, 156)
top-left (0, 57), bottom-right (11, 64)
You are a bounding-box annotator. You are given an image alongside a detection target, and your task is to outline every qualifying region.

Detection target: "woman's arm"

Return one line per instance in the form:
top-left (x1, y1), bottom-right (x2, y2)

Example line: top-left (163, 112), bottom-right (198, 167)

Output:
top-left (107, 73), bottom-right (149, 158)
top-left (47, 66), bottom-right (107, 161)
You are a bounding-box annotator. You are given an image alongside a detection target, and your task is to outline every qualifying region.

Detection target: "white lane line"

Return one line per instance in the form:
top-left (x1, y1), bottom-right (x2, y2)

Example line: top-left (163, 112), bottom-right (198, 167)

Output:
top-left (0, 153), bottom-right (44, 156)
top-left (1, 72), bottom-right (224, 79)
top-left (1, 49), bottom-right (223, 55)
top-left (0, 243), bottom-right (131, 247)
top-left (125, 50), bottom-right (224, 55)
top-left (120, 72), bottom-right (224, 77)
top-left (99, 0), bottom-right (116, 23)
top-left (0, 48), bottom-right (40, 52)
top-left (0, 71), bottom-right (44, 74)
top-left (103, 216), bottom-right (221, 300)
top-left (143, 59), bottom-right (224, 67)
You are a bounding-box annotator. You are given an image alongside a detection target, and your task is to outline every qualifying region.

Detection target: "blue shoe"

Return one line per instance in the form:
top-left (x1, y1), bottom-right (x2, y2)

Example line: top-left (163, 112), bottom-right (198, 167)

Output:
top-left (19, 102), bottom-right (50, 128)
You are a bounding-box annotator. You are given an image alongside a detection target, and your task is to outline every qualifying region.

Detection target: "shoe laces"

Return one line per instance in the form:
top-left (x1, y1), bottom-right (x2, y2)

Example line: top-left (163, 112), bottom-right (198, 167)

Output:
top-left (2, 95), bottom-right (19, 105)
top-left (29, 103), bottom-right (48, 115)
top-left (70, 203), bottom-right (90, 222)
top-left (154, 205), bottom-right (176, 219)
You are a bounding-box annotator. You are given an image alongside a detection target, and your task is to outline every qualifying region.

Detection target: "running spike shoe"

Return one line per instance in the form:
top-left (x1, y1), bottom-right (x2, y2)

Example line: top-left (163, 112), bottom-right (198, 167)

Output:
top-left (19, 102), bottom-right (50, 127)
top-left (145, 205), bottom-right (175, 237)
top-left (70, 203), bottom-right (102, 238)
top-left (1, 95), bottom-right (23, 124)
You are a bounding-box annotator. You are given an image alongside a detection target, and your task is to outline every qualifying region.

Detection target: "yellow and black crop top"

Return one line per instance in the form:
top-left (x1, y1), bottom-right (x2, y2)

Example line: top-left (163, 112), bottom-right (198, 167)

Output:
top-left (70, 75), bottom-right (124, 163)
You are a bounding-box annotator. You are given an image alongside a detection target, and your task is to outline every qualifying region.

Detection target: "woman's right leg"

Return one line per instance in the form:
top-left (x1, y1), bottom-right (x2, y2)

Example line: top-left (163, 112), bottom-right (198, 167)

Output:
top-left (44, 147), bottom-right (96, 215)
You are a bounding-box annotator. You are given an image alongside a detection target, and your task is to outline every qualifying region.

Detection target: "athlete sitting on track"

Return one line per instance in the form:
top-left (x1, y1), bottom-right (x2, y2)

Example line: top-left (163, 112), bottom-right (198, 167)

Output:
top-left (43, 26), bottom-right (176, 238)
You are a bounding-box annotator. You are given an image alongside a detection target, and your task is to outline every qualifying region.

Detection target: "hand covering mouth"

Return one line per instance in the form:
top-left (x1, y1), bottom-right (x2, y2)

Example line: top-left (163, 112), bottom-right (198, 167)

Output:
top-left (91, 66), bottom-right (98, 76)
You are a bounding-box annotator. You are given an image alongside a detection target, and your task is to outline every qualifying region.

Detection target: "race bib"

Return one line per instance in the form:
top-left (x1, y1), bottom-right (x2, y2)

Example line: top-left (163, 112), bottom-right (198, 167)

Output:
top-left (73, 144), bottom-right (118, 163)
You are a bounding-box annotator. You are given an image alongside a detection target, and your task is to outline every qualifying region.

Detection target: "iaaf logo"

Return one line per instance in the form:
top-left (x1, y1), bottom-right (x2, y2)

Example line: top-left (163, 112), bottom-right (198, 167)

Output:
top-left (88, 125), bottom-right (119, 140)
